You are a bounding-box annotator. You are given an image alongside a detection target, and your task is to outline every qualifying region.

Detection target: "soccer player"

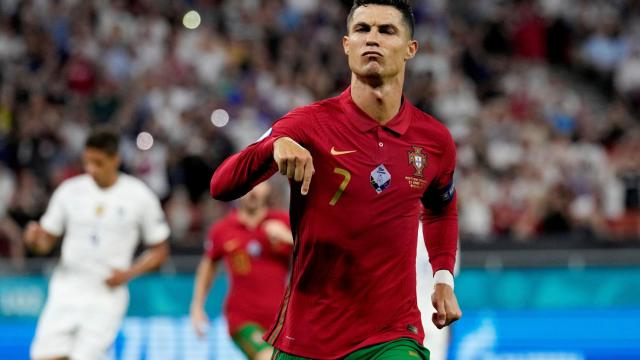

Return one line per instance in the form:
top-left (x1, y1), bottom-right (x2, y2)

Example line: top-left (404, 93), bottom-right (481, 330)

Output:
top-left (190, 181), bottom-right (292, 360)
top-left (209, 0), bottom-right (462, 358)
top-left (24, 129), bottom-right (170, 360)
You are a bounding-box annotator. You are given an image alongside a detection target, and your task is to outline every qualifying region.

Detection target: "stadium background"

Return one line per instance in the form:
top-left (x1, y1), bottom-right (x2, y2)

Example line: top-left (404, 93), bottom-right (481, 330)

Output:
top-left (1, 0), bottom-right (639, 359)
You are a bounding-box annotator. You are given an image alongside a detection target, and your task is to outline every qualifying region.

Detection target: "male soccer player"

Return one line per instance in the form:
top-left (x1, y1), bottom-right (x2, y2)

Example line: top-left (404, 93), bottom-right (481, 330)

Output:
top-left (190, 181), bottom-right (292, 360)
top-left (209, 0), bottom-right (461, 358)
top-left (24, 129), bottom-right (170, 360)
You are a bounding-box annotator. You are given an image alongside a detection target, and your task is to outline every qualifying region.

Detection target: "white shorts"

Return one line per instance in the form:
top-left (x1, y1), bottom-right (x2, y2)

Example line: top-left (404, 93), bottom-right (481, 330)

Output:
top-left (30, 271), bottom-right (128, 360)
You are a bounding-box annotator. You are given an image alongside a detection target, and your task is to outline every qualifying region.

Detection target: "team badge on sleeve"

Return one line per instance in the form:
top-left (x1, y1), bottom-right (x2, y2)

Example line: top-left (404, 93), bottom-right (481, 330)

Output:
top-left (408, 146), bottom-right (427, 177)
top-left (370, 164), bottom-right (391, 193)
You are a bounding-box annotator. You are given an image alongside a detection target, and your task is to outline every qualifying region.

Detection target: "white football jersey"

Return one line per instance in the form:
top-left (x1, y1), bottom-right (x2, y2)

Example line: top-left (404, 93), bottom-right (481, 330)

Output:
top-left (41, 173), bottom-right (170, 280)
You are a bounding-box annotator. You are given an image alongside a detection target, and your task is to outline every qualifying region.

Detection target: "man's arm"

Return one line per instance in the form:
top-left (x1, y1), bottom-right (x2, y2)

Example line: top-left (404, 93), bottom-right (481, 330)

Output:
top-left (23, 221), bottom-right (61, 255)
top-left (189, 256), bottom-right (218, 338)
top-left (211, 108), bottom-right (315, 201)
top-left (211, 136), bottom-right (315, 200)
top-left (263, 219), bottom-right (294, 245)
top-left (422, 194), bottom-right (462, 329)
top-left (105, 241), bottom-right (169, 287)
top-left (421, 132), bottom-right (462, 329)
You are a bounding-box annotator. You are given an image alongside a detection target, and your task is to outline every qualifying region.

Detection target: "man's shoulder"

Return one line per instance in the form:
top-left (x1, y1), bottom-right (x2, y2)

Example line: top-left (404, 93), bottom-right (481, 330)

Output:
top-left (208, 213), bottom-right (237, 238)
top-left (117, 174), bottom-right (158, 199)
top-left (408, 105), bottom-right (454, 143)
top-left (287, 95), bottom-right (343, 118)
top-left (267, 208), bottom-right (289, 221)
top-left (56, 174), bottom-right (92, 192)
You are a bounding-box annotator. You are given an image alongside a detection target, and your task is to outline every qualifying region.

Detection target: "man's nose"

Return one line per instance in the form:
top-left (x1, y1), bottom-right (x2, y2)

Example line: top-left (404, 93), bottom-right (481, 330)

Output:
top-left (365, 30), bottom-right (380, 46)
top-left (85, 164), bottom-right (97, 176)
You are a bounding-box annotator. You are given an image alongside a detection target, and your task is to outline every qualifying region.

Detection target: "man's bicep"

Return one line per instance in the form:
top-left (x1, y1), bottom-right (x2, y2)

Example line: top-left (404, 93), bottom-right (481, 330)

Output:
top-left (140, 192), bottom-right (171, 246)
top-left (422, 133), bottom-right (457, 211)
top-left (204, 226), bottom-right (224, 261)
top-left (40, 187), bottom-right (67, 237)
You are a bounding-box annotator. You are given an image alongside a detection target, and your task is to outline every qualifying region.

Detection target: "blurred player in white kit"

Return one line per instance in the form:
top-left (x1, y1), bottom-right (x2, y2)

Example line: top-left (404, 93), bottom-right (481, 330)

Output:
top-left (24, 128), bottom-right (171, 360)
top-left (416, 223), bottom-right (460, 360)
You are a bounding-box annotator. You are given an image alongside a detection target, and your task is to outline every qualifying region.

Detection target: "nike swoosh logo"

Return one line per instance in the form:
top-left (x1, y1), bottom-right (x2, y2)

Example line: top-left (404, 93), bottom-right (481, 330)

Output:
top-left (330, 147), bottom-right (357, 156)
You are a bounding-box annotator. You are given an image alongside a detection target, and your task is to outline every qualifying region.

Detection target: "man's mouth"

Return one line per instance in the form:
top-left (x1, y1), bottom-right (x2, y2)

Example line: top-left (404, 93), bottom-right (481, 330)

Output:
top-left (362, 51), bottom-right (383, 57)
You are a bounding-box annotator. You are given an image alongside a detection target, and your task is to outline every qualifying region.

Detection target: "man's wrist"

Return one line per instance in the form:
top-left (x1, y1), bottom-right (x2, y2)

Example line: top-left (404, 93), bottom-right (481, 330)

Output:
top-left (434, 270), bottom-right (454, 290)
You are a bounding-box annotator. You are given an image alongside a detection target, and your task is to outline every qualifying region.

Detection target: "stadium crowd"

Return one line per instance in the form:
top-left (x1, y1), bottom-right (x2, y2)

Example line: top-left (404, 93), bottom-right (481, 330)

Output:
top-left (1, 0), bottom-right (639, 264)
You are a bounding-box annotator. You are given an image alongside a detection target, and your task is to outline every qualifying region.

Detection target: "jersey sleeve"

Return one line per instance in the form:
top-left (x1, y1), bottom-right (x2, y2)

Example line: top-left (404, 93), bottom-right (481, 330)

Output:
top-left (210, 107), bottom-right (313, 201)
top-left (420, 130), bottom-right (458, 275)
top-left (269, 107), bottom-right (313, 145)
top-left (139, 188), bottom-right (170, 246)
top-left (205, 223), bottom-right (224, 261)
top-left (40, 185), bottom-right (67, 237)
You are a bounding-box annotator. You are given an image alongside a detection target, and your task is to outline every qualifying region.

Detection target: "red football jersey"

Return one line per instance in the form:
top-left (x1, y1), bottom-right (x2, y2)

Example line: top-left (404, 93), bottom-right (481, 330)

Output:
top-left (206, 210), bottom-right (292, 334)
top-left (210, 88), bottom-right (458, 359)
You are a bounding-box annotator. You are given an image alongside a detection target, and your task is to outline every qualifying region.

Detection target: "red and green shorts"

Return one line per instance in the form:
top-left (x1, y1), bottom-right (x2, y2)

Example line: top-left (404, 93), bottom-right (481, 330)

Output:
top-left (232, 323), bottom-right (272, 358)
top-left (271, 338), bottom-right (430, 360)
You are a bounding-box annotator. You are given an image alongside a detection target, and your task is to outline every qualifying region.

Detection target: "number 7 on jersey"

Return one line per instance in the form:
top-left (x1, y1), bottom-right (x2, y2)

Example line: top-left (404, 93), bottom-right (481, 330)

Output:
top-left (329, 168), bottom-right (351, 205)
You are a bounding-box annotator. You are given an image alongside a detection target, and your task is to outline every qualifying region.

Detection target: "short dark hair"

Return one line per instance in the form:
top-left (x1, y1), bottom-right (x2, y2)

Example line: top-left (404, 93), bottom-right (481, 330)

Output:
top-left (347, 0), bottom-right (415, 38)
top-left (85, 128), bottom-right (120, 156)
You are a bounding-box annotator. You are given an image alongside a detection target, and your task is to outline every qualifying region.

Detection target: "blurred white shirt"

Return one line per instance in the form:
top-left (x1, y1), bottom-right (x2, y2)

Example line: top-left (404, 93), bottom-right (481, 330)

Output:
top-left (41, 173), bottom-right (170, 281)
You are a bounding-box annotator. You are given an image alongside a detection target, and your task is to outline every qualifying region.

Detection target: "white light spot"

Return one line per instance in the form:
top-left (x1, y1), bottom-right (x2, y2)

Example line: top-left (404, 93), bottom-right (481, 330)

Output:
top-left (136, 132), bottom-right (154, 151)
top-left (210, 109), bottom-right (229, 127)
top-left (182, 10), bottom-right (201, 30)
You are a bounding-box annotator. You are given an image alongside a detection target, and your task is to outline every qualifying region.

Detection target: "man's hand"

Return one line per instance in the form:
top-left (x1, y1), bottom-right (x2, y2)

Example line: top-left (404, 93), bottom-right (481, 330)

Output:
top-left (190, 306), bottom-right (210, 338)
top-left (23, 221), bottom-right (44, 250)
top-left (431, 283), bottom-right (462, 329)
top-left (23, 221), bottom-right (57, 254)
top-left (273, 137), bottom-right (314, 195)
top-left (263, 219), bottom-right (293, 245)
top-left (105, 269), bottom-right (131, 288)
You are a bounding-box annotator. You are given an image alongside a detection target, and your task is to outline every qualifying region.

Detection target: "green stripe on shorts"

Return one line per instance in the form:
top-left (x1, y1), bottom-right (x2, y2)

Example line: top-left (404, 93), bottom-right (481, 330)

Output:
top-left (232, 322), bottom-right (271, 358)
top-left (272, 338), bottom-right (430, 360)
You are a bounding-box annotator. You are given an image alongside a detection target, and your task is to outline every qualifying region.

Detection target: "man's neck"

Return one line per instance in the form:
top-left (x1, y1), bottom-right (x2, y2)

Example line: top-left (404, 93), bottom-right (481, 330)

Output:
top-left (95, 173), bottom-right (119, 189)
top-left (237, 207), bottom-right (268, 229)
top-left (350, 73), bottom-right (404, 124)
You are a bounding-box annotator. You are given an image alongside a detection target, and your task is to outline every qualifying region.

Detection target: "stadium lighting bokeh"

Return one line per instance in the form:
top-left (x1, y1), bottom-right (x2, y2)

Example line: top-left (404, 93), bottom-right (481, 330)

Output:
top-left (136, 132), bottom-right (154, 151)
top-left (211, 109), bottom-right (230, 127)
top-left (182, 10), bottom-right (201, 30)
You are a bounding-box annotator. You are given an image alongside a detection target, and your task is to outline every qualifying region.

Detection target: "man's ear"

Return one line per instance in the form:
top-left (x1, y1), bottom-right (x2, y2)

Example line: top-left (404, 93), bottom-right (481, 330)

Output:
top-left (343, 35), bottom-right (350, 56)
top-left (405, 39), bottom-right (418, 61)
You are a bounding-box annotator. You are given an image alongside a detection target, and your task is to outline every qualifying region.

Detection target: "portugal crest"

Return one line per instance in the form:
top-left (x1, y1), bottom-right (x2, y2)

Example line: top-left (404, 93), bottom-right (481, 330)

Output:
top-left (408, 146), bottom-right (427, 177)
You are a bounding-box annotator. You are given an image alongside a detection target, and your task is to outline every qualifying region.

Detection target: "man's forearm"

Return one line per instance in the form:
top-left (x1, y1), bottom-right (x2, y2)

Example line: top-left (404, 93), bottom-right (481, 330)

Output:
top-left (127, 241), bottom-right (169, 279)
top-left (29, 230), bottom-right (60, 255)
top-left (422, 195), bottom-right (458, 274)
top-left (191, 259), bottom-right (217, 310)
top-left (210, 137), bottom-right (279, 201)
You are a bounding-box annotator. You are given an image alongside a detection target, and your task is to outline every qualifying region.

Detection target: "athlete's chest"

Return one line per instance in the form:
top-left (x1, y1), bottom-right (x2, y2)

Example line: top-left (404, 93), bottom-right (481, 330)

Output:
top-left (305, 119), bottom-right (442, 205)
top-left (66, 189), bottom-right (140, 230)
top-left (220, 226), bottom-right (269, 257)
top-left (219, 226), bottom-right (271, 275)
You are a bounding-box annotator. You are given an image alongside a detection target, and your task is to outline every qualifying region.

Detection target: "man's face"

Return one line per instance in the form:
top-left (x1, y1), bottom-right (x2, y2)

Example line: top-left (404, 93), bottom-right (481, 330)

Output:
top-left (343, 5), bottom-right (417, 80)
top-left (239, 182), bottom-right (271, 212)
top-left (83, 147), bottom-right (120, 187)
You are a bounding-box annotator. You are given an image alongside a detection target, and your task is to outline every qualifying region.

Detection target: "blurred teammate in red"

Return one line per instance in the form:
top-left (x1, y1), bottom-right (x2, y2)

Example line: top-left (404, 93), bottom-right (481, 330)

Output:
top-left (209, 0), bottom-right (462, 359)
top-left (190, 181), bottom-right (292, 360)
